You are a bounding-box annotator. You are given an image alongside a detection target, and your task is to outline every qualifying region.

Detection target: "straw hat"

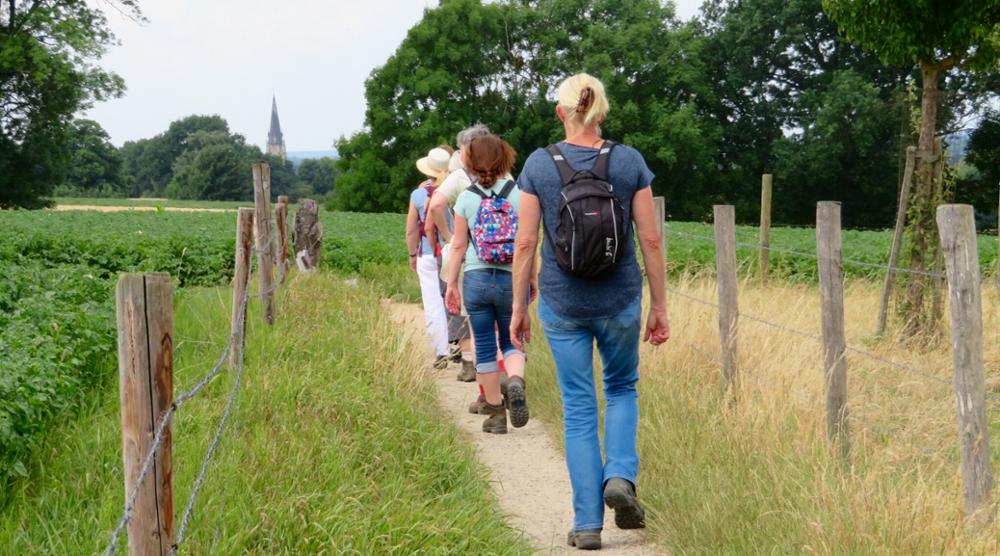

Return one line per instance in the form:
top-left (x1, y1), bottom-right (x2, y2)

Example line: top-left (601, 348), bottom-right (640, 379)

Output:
top-left (416, 148), bottom-right (451, 179)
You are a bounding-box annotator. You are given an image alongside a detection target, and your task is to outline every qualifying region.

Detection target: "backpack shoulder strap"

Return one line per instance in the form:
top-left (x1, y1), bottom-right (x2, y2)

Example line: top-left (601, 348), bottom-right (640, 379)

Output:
top-left (465, 184), bottom-right (488, 199)
top-left (591, 140), bottom-right (616, 181)
top-left (545, 144), bottom-right (578, 185)
top-left (495, 179), bottom-right (516, 200)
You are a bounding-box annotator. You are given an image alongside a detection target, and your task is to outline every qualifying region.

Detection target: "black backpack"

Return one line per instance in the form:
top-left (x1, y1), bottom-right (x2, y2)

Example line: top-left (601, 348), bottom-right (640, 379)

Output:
top-left (545, 141), bottom-right (626, 279)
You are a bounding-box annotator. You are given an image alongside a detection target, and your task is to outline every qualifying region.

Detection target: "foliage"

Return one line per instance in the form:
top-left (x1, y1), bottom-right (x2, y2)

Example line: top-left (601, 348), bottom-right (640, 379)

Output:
top-left (53, 119), bottom-right (126, 198)
top-left (0, 0), bottom-right (140, 209)
top-left (297, 157), bottom-right (337, 195)
top-left (0, 280), bottom-right (532, 555)
top-left (957, 111), bottom-right (1000, 227)
top-left (166, 142), bottom-right (247, 200)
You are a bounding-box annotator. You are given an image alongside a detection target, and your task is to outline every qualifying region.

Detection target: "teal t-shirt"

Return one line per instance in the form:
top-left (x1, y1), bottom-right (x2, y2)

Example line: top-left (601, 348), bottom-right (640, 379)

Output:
top-left (453, 178), bottom-right (521, 273)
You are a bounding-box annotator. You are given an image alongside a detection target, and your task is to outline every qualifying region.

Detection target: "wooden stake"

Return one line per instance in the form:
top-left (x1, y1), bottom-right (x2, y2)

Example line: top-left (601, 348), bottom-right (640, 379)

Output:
top-left (275, 195), bottom-right (290, 283)
top-left (293, 199), bottom-right (323, 271)
top-left (759, 174), bottom-right (773, 283)
top-left (937, 204), bottom-right (995, 529)
top-left (116, 273), bottom-right (174, 556)
top-left (252, 164), bottom-right (275, 324)
top-left (817, 202), bottom-right (849, 459)
top-left (230, 208), bottom-right (254, 368)
top-left (714, 205), bottom-right (739, 395)
top-left (877, 146), bottom-right (917, 336)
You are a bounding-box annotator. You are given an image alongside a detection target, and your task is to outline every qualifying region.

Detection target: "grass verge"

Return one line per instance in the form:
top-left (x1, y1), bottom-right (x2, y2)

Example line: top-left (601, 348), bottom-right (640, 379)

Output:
top-left (0, 274), bottom-right (530, 555)
top-left (523, 274), bottom-right (1000, 554)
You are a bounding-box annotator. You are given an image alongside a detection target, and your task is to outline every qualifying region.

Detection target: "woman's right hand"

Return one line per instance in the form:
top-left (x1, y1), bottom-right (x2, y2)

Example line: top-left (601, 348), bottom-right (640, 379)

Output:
top-left (445, 284), bottom-right (462, 315)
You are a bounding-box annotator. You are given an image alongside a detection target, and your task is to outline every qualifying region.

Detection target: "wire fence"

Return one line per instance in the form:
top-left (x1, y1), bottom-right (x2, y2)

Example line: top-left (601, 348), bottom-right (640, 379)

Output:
top-left (102, 255), bottom-right (281, 556)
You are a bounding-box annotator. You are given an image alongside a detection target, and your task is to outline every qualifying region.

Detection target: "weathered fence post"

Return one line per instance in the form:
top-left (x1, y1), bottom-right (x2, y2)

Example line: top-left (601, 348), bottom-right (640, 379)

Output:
top-left (817, 202), bottom-right (849, 459)
top-left (714, 205), bottom-right (739, 395)
top-left (116, 273), bottom-right (174, 555)
top-left (653, 196), bottom-right (666, 270)
top-left (759, 174), bottom-right (773, 283)
top-left (252, 163), bottom-right (275, 324)
top-left (293, 199), bottom-right (323, 271)
top-left (230, 208), bottom-right (254, 368)
top-left (937, 204), bottom-right (995, 529)
top-left (275, 195), bottom-right (290, 283)
top-left (877, 146), bottom-right (917, 337)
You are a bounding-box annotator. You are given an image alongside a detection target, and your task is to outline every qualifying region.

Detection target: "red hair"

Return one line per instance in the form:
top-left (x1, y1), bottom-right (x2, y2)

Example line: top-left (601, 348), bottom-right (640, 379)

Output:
top-left (464, 135), bottom-right (516, 187)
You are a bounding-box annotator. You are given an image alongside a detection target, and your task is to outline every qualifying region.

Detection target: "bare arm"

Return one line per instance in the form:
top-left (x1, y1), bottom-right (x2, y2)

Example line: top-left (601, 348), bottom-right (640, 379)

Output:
top-left (511, 193), bottom-right (541, 350)
top-left (427, 190), bottom-right (453, 243)
top-left (405, 201), bottom-right (420, 270)
top-left (632, 188), bottom-right (670, 345)
top-left (444, 214), bottom-right (469, 314)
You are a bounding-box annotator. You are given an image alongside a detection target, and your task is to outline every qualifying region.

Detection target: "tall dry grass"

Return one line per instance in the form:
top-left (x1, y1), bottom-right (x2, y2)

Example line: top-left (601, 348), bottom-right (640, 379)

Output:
top-left (527, 273), bottom-right (1000, 553)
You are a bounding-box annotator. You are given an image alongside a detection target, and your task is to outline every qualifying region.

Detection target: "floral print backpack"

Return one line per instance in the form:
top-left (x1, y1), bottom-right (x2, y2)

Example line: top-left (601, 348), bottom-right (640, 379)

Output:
top-left (468, 179), bottom-right (518, 264)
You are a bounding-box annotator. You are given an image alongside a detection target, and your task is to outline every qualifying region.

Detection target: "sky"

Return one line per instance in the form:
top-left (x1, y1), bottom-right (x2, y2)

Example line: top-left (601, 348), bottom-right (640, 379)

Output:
top-left (86, 0), bottom-right (704, 152)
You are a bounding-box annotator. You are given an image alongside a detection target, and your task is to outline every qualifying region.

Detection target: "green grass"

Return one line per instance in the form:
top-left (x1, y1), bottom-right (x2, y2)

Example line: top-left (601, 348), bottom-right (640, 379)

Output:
top-left (0, 276), bottom-right (531, 554)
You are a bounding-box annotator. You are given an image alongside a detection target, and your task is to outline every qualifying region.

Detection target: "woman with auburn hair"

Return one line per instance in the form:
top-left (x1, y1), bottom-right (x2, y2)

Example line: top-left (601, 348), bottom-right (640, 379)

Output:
top-left (445, 134), bottom-right (536, 435)
top-left (510, 73), bottom-right (670, 550)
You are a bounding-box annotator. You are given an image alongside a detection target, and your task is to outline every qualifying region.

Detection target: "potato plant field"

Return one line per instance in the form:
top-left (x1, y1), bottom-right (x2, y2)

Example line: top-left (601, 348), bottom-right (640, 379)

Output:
top-left (0, 204), bottom-right (996, 492)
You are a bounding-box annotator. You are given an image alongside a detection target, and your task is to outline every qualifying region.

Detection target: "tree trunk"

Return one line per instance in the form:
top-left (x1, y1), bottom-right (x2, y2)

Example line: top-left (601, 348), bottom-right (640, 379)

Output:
top-left (900, 62), bottom-right (941, 337)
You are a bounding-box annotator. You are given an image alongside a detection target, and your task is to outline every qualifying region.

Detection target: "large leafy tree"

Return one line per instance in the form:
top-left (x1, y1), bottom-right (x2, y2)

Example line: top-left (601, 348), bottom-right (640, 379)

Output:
top-left (823, 0), bottom-right (1000, 333)
top-left (297, 157), bottom-right (337, 195)
top-left (335, 0), bottom-right (711, 214)
top-left (55, 119), bottom-right (125, 197)
top-left (0, 0), bottom-right (140, 208)
top-left (121, 114), bottom-right (230, 196)
top-left (956, 111), bottom-right (1000, 227)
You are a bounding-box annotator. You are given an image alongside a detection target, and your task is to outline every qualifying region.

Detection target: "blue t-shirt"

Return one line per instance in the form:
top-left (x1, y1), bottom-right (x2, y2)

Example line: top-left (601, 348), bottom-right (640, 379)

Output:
top-left (518, 142), bottom-right (655, 319)
top-left (410, 183), bottom-right (436, 255)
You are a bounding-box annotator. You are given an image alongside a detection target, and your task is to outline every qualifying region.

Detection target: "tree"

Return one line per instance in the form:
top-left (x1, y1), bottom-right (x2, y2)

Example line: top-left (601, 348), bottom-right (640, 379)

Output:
top-left (297, 157), bottom-right (337, 195)
top-left (166, 143), bottom-right (245, 200)
top-left (823, 0), bottom-right (1000, 333)
top-left (121, 114), bottom-right (230, 196)
top-left (956, 111), bottom-right (1000, 227)
top-left (54, 119), bottom-right (125, 197)
top-left (0, 0), bottom-right (141, 208)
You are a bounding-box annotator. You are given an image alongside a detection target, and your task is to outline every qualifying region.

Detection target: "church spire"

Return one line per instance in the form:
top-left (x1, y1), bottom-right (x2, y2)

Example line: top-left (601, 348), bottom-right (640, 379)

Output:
top-left (266, 95), bottom-right (287, 160)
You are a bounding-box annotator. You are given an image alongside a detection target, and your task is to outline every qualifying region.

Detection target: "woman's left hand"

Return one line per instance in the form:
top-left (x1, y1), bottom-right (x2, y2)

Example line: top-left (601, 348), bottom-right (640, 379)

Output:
top-left (445, 284), bottom-right (462, 315)
top-left (644, 306), bottom-right (671, 346)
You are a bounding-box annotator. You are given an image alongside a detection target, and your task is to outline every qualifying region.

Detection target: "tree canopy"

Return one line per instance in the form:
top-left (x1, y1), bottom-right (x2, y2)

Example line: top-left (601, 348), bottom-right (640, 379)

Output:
top-left (0, 0), bottom-right (141, 208)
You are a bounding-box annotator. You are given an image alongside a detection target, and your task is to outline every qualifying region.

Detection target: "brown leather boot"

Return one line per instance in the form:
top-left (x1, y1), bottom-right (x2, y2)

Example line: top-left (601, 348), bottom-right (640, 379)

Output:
top-left (481, 401), bottom-right (507, 434)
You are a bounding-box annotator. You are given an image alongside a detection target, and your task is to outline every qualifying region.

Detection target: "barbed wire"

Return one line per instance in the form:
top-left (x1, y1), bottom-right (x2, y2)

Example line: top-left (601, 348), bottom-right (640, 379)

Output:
top-left (103, 249), bottom-right (284, 555)
top-left (666, 228), bottom-right (947, 279)
top-left (664, 287), bottom-right (953, 388)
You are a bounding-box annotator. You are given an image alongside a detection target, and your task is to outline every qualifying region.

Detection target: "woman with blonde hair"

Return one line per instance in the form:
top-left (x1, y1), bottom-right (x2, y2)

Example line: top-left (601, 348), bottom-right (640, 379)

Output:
top-left (510, 73), bottom-right (670, 550)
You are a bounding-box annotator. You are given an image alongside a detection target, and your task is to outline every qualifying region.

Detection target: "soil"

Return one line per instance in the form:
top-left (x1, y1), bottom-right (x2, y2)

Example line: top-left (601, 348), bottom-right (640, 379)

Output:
top-left (50, 205), bottom-right (235, 213)
top-left (389, 301), bottom-right (661, 555)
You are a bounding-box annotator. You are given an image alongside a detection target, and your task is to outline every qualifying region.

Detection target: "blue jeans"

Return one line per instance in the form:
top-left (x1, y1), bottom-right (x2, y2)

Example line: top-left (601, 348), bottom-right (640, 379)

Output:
top-left (538, 295), bottom-right (641, 531)
top-left (463, 268), bottom-right (522, 373)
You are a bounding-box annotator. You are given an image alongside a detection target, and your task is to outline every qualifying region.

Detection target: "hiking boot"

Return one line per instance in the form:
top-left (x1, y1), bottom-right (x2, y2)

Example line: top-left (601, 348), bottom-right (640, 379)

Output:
top-left (456, 360), bottom-right (476, 382)
top-left (506, 376), bottom-right (529, 428)
top-left (482, 401), bottom-right (507, 434)
top-left (468, 394), bottom-right (488, 414)
top-left (567, 529), bottom-right (601, 550)
top-left (433, 355), bottom-right (449, 370)
top-left (603, 478), bottom-right (645, 529)
top-left (449, 343), bottom-right (462, 363)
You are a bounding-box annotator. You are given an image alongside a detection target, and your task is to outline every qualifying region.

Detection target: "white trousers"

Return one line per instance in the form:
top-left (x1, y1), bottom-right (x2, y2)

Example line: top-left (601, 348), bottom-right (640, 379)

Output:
top-left (417, 255), bottom-right (450, 357)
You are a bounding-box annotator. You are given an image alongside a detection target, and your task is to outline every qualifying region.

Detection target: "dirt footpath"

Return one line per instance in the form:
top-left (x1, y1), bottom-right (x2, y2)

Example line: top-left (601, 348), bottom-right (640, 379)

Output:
top-left (389, 301), bottom-right (660, 555)
top-left (50, 204), bottom-right (235, 213)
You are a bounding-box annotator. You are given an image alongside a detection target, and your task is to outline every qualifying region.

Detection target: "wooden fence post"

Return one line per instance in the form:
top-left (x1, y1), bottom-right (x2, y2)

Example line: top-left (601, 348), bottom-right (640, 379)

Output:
top-left (275, 195), bottom-right (290, 283)
top-left (937, 204), bottom-right (995, 529)
top-left (877, 146), bottom-right (917, 336)
top-left (293, 199), bottom-right (323, 271)
top-left (714, 205), bottom-right (739, 395)
top-left (116, 273), bottom-right (174, 555)
top-left (230, 208), bottom-right (254, 368)
top-left (252, 163), bottom-right (275, 324)
top-left (759, 174), bottom-right (773, 283)
top-left (653, 196), bottom-right (666, 269)
top-left (817, 202), bottom-right (849, 459)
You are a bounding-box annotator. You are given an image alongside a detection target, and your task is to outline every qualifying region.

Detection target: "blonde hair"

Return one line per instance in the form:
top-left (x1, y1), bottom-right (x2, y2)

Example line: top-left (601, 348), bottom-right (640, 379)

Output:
top-left (557, 73), bottom-right (609, 129)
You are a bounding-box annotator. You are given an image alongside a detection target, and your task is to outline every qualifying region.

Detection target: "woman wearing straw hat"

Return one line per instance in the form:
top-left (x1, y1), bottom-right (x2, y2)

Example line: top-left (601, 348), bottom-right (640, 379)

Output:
top-left (407, 146), bottom-right (452, 369)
